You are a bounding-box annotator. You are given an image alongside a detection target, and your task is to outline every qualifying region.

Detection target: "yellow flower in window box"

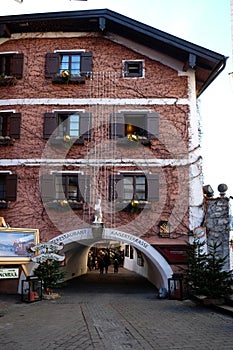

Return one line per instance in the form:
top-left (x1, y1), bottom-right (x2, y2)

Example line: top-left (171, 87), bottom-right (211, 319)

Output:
top-left (131, 199), bottom-right (139, 207)
top-left (59, 200), bottom-right (69, 207)
top-left (63, 135), bottom-right (71, 143)
top-left (61, 70), bottom-right (71, 83)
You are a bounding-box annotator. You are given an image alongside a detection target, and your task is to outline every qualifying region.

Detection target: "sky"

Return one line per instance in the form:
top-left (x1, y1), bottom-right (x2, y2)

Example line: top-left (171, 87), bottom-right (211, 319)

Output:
top-left (1, 0), bottom-right (233, 198)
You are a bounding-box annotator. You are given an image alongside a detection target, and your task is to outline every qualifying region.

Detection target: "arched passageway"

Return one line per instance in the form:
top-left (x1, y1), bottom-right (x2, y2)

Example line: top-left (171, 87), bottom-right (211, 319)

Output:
top-left (49, 227), bottom-right (173, 289)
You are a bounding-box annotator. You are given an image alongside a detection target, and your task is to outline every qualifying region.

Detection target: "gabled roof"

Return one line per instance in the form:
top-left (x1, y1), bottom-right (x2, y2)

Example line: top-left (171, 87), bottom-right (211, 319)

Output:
top-left (0, 8), bottom-right (227, 97)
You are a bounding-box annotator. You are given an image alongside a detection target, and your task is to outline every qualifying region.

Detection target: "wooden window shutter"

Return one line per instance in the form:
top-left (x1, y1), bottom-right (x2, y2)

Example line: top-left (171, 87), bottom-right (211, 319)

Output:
top-left (79, 112), bottom-right (92, 140)
top-left (109, 174), bottom-right (124, 201)
top-left (81, 52), bottom-right (93, 76)
top-left (43, 113), bottom-right (58, 139)
top-left (11, 54), bottom-right (24, 78)
top-left (5, 174), bottom-right (17, 201)
top-left (109, 113), bottom-right (125, 139)
top-left (10, 113), bottom-right (21, 139)
top-left (40, 174), bottom-right (55, 202)
top-left (45, 53), bottom-right (60, 78)
top-left (78, 175), bottom-right (90, 203)
top-left (146, 112), bottom-right (159, 139)
top-left (147, 174), bottom-right (159, 201)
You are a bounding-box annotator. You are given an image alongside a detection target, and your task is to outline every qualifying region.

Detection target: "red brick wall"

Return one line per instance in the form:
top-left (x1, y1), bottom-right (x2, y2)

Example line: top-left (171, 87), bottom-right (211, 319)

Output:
top-left (0, 36), bottom-right (188, 99)
top-left (0, 34), bottom-right (190, 245)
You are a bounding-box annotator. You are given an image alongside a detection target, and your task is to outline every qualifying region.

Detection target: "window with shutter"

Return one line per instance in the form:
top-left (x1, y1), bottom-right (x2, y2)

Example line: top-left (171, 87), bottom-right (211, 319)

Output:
top-left (0, 112), bottom-right (21, 145)
top-left (43, 112), bottom-right (92, 144)
top-left (109, 173), bottom-right (159, 211)
top-left (0, 53), bottom-right (24, 80)
top-left (45, 51), bottom-right (92, 83)
top-left (110, 112), bottom-right (159, 143)
top-left (41, 173), bottom-right (90, 210)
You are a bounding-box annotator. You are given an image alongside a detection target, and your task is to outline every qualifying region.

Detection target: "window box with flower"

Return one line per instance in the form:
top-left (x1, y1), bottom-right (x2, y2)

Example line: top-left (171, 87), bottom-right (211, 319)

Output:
top-left (0, 136), bottom-right (14, 146)
top-left (0, 75), bottom-right (17, 87)
top-left (46, 199), bottom-right (83, 211)
top-left (52, 70), bottom-right (85, 84)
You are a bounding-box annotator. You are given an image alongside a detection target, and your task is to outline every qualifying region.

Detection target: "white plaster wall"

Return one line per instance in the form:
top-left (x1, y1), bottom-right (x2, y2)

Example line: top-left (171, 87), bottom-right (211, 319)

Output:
top-left (187, 69), bottom-right (204, 232)
top-left (124, 247), bottom-right (164, 289)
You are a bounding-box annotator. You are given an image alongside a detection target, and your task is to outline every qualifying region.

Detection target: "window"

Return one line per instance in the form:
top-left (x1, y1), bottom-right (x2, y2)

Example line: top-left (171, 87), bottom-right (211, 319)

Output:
top-left (59, 54), bottom-right (81, 76)
top-left (130, 246), bottom-right (134, 259)
top-left (123, 175), bottom-right (146, 201)
top-left (110, 112), bottom-right (159, 140)
top-left (0, 173), bottom-right (17, 208)
top-left (40, 173), bottom-right (90, 209)
top-left (45, 51), bottom-right (92, 83)
top-left (136, 249), bottom-right (144, 266)
top-left (125, 245), bottom-right (129, 257)
top-left (109, 173), bottom-right (159, 209)
top-left (0, 112), bottom-right (21, 145)
top-left (55, 174), bottom-right (79, 201)
top-left (0, 53), bottom-right (24, 78)
top-left (123, 60), bottom-right (144, 78)
top-left (43, 111), bottom-right (91, 144)
top-left (124, 114), bottom-right (147, 138)
top-left (57, 114), bottom-right (80, 138)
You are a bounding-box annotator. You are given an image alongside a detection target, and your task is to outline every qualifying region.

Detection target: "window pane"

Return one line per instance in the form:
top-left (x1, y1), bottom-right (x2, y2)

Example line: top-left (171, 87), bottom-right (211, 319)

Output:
top-left (125, 115), bottom-right (146, 137)
top-left (55, 176), bottom-right (64, 199)
top-left (71, 55), bottom-right (81, 75)
top-left (68, 176), bottom-right (78, 200)
top-left (69, 114), bottom-right (79, 137)
top-left (135, 176), bottom-right (146, 200)
top-left (58, 115), bottom-right (68, 137)
top-left (123, 177), bottom-right (133, 200)
top-left (60, 55), bottom-right (69, 74)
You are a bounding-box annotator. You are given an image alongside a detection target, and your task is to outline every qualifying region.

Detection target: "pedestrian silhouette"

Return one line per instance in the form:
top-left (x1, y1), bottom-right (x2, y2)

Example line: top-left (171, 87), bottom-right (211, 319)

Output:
top-left (98, 257), bottom-right (105, 274)
top-left (103, 253), bottom-right (110, 273)
top-left (114, 258), bottom-right (119, 273)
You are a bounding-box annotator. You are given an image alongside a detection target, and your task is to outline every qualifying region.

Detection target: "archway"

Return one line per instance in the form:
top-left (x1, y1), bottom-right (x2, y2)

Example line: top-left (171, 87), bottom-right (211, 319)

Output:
top-left (49, 227), bottom-right (173, 289)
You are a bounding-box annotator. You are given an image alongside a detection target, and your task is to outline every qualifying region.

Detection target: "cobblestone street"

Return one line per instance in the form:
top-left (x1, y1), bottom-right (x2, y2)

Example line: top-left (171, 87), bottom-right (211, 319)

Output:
top-left (0, 268), bottom-right (232, 350)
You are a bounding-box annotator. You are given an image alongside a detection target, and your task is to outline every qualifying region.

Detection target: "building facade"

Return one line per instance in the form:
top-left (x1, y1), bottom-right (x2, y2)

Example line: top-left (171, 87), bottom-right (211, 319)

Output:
top-left (0, 9), bottom-right (227, 293)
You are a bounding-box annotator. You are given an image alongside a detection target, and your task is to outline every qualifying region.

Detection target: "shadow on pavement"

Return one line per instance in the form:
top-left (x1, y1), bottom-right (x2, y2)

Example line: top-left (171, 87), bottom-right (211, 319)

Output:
top-left (59, 268), bottom-right (157, 295)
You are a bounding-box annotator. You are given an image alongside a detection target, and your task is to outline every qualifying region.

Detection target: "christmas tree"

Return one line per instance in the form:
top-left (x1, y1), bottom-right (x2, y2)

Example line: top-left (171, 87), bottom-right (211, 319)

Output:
top-left (184, 239), bottom-right (233, 299)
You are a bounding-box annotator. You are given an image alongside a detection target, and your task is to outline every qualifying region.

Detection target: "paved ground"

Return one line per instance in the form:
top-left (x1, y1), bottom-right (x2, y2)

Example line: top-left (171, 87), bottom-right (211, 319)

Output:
top-left (0, 267), bottom-right (232, 350)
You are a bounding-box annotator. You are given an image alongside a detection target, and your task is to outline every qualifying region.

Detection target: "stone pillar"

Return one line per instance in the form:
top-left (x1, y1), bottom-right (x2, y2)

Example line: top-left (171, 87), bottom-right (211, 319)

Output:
top-left (205, 196), bottom-right (230, 270)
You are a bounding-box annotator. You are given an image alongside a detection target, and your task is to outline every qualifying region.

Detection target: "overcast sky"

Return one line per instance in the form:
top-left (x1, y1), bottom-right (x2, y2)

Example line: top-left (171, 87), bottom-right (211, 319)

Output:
top-left (1, 0), bottom-right (233, 197)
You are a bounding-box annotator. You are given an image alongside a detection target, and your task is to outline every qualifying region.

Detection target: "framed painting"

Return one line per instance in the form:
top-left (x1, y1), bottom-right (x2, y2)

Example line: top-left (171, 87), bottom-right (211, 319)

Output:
top-left (0, 228), bottom-right (39, 264)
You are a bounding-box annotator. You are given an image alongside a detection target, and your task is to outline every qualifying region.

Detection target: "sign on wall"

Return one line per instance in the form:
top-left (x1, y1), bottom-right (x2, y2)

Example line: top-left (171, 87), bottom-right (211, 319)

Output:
top-left (0, 268), bottom-right (19, 279)
top-left (0, 228), bottom-right (39, 264)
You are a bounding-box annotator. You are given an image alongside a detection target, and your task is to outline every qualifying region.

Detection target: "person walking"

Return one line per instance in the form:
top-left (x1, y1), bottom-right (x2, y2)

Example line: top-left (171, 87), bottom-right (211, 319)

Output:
top-left (98, 257), bottom-right (105, 274)
top-left (113, 258), bottom-right (119, 273)
top-left (103, 253), bottom-right (110, 273)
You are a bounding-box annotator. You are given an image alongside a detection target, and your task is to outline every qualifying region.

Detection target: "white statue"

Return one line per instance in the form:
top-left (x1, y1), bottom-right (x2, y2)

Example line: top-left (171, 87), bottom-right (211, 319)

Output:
top-left (93, 198), bottom-right (103, 224)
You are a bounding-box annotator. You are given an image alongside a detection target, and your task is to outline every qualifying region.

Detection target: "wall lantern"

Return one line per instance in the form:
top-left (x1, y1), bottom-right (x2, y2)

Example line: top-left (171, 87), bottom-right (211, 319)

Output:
top-left (203, 184), bottom-right (214, 198)
top-left (158, 220), bottom-right (170, 238)
top-left (217, 183), bottom-right (228, 197)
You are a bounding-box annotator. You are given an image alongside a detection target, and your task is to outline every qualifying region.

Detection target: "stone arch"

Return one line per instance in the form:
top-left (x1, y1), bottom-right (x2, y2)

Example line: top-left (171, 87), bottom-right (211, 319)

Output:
top-left (49, 227), bottom-right (173, 289)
